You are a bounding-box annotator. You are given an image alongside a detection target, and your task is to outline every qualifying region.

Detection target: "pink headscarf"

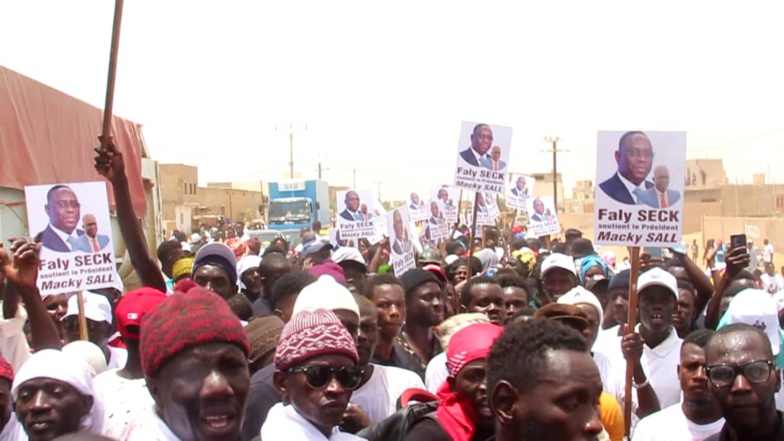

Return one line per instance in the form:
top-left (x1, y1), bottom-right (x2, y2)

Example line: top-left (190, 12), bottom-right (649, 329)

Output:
top-left (436, 322), bottom-right (504, 441)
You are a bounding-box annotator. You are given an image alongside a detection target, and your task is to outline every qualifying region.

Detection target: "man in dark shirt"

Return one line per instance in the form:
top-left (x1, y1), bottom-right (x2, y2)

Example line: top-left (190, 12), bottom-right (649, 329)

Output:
top-left (705, 323), bottom-right (784, 441)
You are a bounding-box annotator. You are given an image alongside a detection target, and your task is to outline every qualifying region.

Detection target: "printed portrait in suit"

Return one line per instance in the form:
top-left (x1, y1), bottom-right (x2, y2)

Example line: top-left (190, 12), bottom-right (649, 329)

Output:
top-left (598, 131), bottom-right (655, 205)
top-left (37, 185), bottom-right (85, 253)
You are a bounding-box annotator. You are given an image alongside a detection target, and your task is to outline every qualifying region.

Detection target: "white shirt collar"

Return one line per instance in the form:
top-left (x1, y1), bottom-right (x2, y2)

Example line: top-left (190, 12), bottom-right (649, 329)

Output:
top-left (635, 324), bottom-right (681, 357)
top-left (616, 172), bottom-right (645, 201)
top-left (471, 148), bottom-right (486, 164)
top-left (50, 224), bottom-right (79, 249)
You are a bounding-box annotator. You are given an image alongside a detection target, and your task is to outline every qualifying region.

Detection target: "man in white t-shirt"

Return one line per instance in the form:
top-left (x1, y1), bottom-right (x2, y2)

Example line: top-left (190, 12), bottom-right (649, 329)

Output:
top-left (761, 262), bottom-right (784, 295)
top-left (764, 238), bottom-right (774, 264)
top-left (632, 329), bottom-right (724, 440)
top-left (349, 296), bottom-right (424, 426)
top-left (93, 287), bottom-right (168, 439)
top-left (614, 268), bottom-right (684, 422)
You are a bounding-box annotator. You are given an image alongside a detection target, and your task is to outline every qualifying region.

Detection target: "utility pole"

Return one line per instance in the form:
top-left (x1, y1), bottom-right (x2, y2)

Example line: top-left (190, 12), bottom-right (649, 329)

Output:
top-left (543, 137), bottom-right (568, 213)
top-left (353, 168), bottom-right (357, 188)
top-left (275, 122), bottom-right (307, 179)
top-left (374, 181), bottom-right (383, 200)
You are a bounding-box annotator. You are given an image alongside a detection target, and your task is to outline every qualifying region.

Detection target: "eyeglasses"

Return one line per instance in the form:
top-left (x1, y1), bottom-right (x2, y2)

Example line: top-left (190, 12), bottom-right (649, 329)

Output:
top-left (52, 201), bottom-right (81, 209)
top-left (288, 365), bottom-right (363, 391)
top-left (706, 360), bottom-right (774, 387)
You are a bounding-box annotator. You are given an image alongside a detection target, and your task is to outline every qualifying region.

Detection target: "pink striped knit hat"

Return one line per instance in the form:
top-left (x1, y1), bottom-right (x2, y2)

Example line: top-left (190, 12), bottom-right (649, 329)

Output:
top-left (274, 309), bottom-right (358, 370)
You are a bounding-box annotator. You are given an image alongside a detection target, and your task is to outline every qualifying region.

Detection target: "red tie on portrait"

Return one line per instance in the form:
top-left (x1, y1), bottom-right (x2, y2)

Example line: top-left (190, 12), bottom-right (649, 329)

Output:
top-left (493, 161), bottom-right (499, 171)
top-left (92, 237), bottom-right (100, 252)
top-left (660, 193), bottom-right (668, 208)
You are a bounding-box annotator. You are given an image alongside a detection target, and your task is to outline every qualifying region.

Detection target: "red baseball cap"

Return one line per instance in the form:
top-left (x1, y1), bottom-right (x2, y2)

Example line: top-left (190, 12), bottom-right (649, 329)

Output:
top-left (116, 287), bottom-right (167, 340)
top-left (422, 263), bottom-right (448, 284)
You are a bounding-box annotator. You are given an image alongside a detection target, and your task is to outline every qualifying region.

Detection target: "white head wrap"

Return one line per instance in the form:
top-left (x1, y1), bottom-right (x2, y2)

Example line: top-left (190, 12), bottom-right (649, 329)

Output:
top-left (12, 349), bottom-right (104, 435)
top-left (236, 255), bottom-right (262, 290)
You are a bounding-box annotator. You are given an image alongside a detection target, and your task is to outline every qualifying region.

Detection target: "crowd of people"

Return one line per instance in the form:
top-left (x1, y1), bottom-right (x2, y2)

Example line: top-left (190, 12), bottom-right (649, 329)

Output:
top-left (0, 140), bottom-right (782, 441)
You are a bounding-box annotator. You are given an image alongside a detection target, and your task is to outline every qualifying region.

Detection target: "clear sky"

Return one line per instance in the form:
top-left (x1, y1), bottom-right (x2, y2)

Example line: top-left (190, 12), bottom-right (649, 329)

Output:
top-left (3, 1), bottom-right (783, 200)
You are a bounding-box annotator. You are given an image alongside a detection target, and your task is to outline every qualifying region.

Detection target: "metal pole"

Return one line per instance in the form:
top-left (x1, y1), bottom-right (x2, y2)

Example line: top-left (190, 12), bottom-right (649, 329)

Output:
top-left (353, 169), bottom-right (357, 188)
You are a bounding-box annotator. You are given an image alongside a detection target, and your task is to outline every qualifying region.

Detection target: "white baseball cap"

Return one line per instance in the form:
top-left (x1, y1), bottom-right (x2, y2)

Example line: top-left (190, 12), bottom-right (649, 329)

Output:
top-left (721, 288), bottom-right (781, 356)
top-left (637, 267), bottom-right (678, 300)
top-left (331, 247), bottom-right (367, 270)
top-left (61, 291), bottom-right (113, 324)
top-left (541, 253), bottom-right (577, 277)
top-left (558, 286), bottom-right (604, 326)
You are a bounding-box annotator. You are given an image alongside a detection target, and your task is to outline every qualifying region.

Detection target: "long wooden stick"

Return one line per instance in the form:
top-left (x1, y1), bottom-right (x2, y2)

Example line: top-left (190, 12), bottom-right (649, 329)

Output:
top-left (624, 246), bottom-right (642, 436)
top-left (100, 0), bottom-right (125, 148)
top-left (76, 291), bottom-right (89, 341)
top-left (467, 193), bottom-right (479, 278)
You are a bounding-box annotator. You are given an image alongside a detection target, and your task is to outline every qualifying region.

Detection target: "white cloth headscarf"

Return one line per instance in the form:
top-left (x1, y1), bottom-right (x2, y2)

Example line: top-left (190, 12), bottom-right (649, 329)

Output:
top-left (236, 255), bottom-right (262, 291)
top-left (261, 403), bottom-right (364, 441)
top-left (12, 349), bottom-right (104, 435)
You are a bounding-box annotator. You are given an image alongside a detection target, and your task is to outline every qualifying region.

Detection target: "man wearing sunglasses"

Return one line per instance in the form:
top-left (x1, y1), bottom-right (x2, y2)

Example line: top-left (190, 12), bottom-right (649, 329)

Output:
top-left (38, 185), bottom-right (85, 253)
top-left (704, 323), bottom-right (783, 441)
top-left (264, 309), bottom-right (365, 440)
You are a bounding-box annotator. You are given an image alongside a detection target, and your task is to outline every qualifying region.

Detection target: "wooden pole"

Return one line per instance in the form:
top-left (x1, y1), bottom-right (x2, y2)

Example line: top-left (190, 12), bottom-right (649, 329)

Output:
top-left (468, 193), bottom-right (479, 278)
top-left (76, 291), bottom-right (89, 341)
top-left (506, 209), bottom-right (518, 255)
top-left (100, 0), bottom-right (125, 148)
top-left (623, 246), bottom-right (642, 436)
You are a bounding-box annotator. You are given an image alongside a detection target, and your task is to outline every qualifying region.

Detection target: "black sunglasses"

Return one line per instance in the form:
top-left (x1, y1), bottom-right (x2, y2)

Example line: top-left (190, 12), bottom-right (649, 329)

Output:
top-left (288, 365), bottom-right (363, 391)
top-left (706, 360), bottom-right (774, 387)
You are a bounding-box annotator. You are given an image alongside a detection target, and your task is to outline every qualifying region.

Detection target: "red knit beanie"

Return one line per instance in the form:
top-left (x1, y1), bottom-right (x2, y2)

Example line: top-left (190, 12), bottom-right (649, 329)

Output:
top-left (0, 355), bottom-right (13, 384)
top-left (274, 309), bottom-right (358, 371)
top-left (140, 287), bottom-right (250, 377)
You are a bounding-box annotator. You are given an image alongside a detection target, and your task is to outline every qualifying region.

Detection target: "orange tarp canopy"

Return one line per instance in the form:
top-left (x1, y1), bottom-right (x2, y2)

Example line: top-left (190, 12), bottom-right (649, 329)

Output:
top-left (0, 66), bottom-right (148, 216)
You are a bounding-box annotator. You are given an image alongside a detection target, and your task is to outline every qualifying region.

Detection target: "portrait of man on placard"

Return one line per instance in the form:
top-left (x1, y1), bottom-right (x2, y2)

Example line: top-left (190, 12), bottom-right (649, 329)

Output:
top-left (480, 145), bottom-right (507, 171)
top-left (460, 123), bottom-right (494, 167)
top-left (37, 185), bottom-right (85, 253)
top-left (637, 165), bottom-right (681, 208)
top-left (409, 192), bottom-right (424, 211)
top-left (511, 176), bottom-right (529, 198)
top-left (339, 190), bottom-right (362, 221)
top-left (73, 214), bottom-right (111, 252)
top-left (391, 210), bottom-right (413, 255)
top-left (599, 131), bottom-right (655, 205)
top-left (530, 198), bottom-right (554, 223)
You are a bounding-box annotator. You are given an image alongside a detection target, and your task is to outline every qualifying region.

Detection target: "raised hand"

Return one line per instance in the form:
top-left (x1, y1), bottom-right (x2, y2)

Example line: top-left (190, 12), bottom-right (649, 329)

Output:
top-left (93, 135), bottom-right (126, 183)
top-left (0, 238), bottom-right (41, 291)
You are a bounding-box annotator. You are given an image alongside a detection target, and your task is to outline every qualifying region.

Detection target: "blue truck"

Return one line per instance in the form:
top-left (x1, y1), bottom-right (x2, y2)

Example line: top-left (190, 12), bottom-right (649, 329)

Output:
top-left (267, 180), bottom-right (330, 231)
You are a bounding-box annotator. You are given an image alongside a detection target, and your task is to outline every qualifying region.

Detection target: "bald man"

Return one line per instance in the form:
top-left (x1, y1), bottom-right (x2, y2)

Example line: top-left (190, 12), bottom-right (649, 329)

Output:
top-left (480, 145), bottom-right (507, 171)
top-left (639, 165), bottom-right (681, 208)
top-left (74, 214), bottom-right (111, 252)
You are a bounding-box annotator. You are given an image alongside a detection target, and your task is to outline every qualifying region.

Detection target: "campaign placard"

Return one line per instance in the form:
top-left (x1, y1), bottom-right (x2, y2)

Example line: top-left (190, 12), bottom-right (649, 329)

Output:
top-left (387, 206), bottom-right (416, 276)
top-left (476, 192), bottom-right (499, 226)
top-left (424, 200), bottom-right (449, 242)
top-left (527, 196), bottom-right (561, 237)
top-left (594, 131), bottom-right (686, 247)
top-left (454, 121), bottom-right (513, 195)
top-left (336, 189), bottom-right (376, 239)
top-left (433, 186), bottom-right (459, 223)
top-left (25, 182), bottom-right (117, 295)
top-left (406, 192), bottom-right (429, 222)
top-left (506, 174), bottom-right (535, 211)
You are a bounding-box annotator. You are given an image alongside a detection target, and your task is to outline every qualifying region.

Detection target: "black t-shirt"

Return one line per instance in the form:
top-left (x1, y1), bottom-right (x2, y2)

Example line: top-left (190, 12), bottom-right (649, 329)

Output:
top-left (240, 363), bottom-right (281, 441)
top-left (402, 418), bottom-right (449, 441)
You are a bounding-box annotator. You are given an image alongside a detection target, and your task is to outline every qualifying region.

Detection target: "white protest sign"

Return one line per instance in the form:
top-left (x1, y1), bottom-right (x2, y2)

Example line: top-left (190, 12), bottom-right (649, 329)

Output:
top-left (336, 189), bottom-right (376, 239)
top-left (454, 121), bottom-right (513, 195)
top-left (406, 192), bottom-right (429, 222)
top-left (25, 182), bottom-right (118, 295)
top-left (594, 131), bottom-right (686, 247)
top-left (387, 206), bottom-right (416, 276)
top-left (506, 174), bottom-right (535, 211)
top-left (527, 196), bottom-right (561, 237)
top-left (432, 186), bottom-right (459, 224)
top-left (424, 200), bottom-right (449, 242)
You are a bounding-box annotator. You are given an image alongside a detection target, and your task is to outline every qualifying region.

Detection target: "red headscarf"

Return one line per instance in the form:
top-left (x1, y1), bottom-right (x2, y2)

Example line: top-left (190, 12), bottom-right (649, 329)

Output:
top-left (435, 323), bottom-right (504, 441)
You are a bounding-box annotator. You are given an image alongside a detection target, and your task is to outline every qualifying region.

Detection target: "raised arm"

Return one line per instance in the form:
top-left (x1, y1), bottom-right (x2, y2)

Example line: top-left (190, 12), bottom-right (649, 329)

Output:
top-left (0, 239), bottom-right (61, 351)
top-left (94, 138), bottom-right (166, 292)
